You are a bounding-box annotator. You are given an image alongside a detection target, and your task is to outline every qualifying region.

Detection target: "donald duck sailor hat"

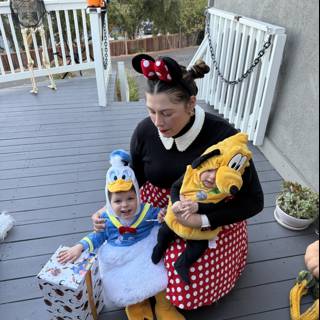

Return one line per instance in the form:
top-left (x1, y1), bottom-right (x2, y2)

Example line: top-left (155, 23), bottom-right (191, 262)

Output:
top-left (105, 149), bottom-right (141, 217)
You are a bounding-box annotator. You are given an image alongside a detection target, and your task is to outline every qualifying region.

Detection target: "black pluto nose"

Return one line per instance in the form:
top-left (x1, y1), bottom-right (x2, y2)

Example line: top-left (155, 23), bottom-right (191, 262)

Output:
top-left (230, 186), bottom-right (239, 195)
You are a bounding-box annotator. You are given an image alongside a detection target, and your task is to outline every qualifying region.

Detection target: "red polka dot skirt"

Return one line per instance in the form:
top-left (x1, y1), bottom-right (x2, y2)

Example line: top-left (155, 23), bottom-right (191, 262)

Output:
top-left (140, 182), bottom-right (248, 310)
top-left (140, 181), bottom-right (171, 209)
top-left (164, 222), bottom-right (248, 310)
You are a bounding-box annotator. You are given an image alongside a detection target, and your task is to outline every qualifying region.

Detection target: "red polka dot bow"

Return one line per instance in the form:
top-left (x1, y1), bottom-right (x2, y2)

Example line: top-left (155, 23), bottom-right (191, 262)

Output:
top-left (140, 59), bottom-right (173, 82)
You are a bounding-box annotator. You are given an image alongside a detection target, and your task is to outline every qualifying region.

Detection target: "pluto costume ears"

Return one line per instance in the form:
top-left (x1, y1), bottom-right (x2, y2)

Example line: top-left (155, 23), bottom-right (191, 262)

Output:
top-left (189, 133), bottom-right (252, 196)
top-left (105, 150), bottom-right (141, 217)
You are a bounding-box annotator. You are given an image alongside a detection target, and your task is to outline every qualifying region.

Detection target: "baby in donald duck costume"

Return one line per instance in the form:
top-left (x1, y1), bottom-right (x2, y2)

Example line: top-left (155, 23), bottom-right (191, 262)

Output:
top-left (58, 149), bottom-right (186, 320)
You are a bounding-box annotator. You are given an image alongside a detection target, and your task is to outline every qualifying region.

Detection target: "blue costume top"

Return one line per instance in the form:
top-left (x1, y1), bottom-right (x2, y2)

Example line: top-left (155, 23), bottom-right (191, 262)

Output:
top-left (80, 203), bottom-right (160, 250)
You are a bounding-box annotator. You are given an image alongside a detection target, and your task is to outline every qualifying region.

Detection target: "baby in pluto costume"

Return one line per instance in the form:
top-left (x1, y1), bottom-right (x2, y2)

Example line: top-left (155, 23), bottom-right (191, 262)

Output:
top-left (152, 133), bottom-right (252, 283)
top-left (58, 150), bottom-right (186, 320)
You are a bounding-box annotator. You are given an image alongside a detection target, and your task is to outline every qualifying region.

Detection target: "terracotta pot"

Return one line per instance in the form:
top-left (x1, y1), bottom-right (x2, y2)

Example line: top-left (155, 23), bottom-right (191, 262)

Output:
top-left (274, 203), bottom-right (315, 230)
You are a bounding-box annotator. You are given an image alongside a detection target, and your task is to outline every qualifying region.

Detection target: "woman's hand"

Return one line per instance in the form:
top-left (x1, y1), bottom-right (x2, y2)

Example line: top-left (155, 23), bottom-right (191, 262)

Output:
top-left (157, 208), bottom-right (167, 223)
top-left (92, 207), bottom-right (106, 232)
top-left (172, 200), bottom-right (199, 219)
top-left (175, 212), bottom-right (202, 228)
top-left (305, 240), bottom-right (319, 279)
top-left (172, 201), bottom-right (183, 214)
top-left (180, 200), bottom-right (199, 219)
top-left (57, 244), bottom-right (84, 264)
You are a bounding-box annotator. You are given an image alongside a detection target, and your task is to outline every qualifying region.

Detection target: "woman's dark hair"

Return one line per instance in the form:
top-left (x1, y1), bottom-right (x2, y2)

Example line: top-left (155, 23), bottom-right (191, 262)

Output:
top-left (146, 60), bottom-right (210, 104)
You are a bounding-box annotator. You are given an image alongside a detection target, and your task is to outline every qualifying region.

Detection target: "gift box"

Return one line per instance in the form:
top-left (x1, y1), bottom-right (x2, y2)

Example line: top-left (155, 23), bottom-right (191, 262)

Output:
top-left (37, 246), bottom-right (104, 320)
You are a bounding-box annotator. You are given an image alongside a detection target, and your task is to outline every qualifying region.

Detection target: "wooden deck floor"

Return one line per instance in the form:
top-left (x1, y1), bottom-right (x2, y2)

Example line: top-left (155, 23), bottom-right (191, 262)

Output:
top-left (0, 77), bottom-right (317, 320)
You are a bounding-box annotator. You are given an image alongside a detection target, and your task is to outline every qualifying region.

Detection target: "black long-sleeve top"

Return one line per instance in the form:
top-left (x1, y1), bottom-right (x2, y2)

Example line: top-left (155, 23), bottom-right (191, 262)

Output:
top-left (130, 110), bottom-right (264, 229)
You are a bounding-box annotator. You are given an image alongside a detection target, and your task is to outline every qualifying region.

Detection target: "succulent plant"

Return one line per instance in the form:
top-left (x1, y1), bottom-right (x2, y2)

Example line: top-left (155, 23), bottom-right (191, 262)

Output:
top-left (277, 181), bottom-right (319, 220)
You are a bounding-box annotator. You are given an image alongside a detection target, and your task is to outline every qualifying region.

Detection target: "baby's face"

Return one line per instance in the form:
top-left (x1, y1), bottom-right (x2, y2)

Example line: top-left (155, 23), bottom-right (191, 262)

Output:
top-left (200, 169), bottom-right (217, 189)
top-left (110, 189), bottom-right (138, 220)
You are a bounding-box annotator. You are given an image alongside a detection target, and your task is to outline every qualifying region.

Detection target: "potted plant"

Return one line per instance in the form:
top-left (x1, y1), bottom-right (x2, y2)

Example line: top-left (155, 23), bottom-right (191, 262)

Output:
top-left (274, 181), bottom-right (319, 230)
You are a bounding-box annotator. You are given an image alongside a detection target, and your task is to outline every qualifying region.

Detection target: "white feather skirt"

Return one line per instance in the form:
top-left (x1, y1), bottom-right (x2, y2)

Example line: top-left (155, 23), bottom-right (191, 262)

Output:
top-left (98, 226), bottom-right (168, 309)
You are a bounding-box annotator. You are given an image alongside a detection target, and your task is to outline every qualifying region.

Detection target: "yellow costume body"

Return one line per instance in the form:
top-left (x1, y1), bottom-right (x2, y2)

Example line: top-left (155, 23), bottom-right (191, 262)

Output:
top-left (164, 133), bottom-right (252, 240)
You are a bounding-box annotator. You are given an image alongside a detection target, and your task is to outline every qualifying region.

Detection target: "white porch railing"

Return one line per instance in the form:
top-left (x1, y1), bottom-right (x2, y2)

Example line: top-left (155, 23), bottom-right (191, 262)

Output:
top-left (0, 0), bottom-right (111, 106)
top-left (190, 7), bottom-right (286, 145)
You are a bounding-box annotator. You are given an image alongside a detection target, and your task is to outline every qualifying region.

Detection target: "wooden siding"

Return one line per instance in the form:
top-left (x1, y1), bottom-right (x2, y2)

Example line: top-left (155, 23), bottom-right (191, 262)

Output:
top-left (0, 77), bottom-right (317, 320)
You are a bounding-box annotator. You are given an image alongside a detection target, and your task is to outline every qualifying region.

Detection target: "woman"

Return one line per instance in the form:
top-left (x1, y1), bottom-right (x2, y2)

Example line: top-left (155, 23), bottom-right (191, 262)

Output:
top-left (93, 54), bottom-right (264, 318)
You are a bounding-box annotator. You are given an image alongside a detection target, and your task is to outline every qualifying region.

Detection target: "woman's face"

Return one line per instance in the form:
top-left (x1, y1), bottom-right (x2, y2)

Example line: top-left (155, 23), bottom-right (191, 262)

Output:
top-left (146, 93), bottom-right (196, 138)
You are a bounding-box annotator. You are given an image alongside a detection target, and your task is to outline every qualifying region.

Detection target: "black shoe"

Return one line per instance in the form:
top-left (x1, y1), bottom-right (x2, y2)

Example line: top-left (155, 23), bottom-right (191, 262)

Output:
top-left (151, 245), bottom-right (163, 264)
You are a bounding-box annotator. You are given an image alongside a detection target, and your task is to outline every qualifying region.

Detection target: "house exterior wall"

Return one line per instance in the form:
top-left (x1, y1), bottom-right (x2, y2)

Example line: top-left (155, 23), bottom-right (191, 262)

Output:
top-left (213, 0), bottom-right (319, 191)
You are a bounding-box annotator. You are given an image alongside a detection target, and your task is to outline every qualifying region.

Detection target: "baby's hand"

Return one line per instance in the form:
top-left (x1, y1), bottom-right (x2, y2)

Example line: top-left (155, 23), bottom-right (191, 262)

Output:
top-left (157, 208), bottom-right (167, 223)
top-left (172, 201), bottom-right (183, 215)
top-left (57, 244), bottom-right (84, 264)
top-left (180, 199), bottom-right (199, 216)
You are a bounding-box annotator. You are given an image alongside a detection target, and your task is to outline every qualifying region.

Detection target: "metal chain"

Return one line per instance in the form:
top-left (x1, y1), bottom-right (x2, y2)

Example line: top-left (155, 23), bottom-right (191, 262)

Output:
top-left (102, 8), bottom-right (109, 70)
top-left (205, 10), bottom-right (272, 86)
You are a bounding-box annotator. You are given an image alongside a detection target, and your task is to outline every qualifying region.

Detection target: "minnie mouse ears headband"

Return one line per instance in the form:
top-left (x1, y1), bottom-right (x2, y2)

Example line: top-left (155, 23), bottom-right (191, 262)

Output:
top-left (132, 54), bottom-right (183, 84)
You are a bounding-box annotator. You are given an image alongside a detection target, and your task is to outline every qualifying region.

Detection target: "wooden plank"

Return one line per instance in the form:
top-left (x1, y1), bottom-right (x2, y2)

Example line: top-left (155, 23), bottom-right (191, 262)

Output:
top-left (179, 279), bottom-right (312, 320)
top-left (0, 160), bottom-right (109, 180)
top-left (0, 232), bottom-right (88, 261)
top-left (248, 221), bottom-right (314, 243)
top-left (254, 160), bottom-right (274, 172)
top-left (0, 135), bottom-right (131, 155)
top-left (0, 277), bottom-right (42, 304)
top-left (0, 137), bottom-right (131, 160)
top-left (0, 101), bottom-right (144, 114)
top-left (0, 190), bottom-right (104, 213)
top-left (247, 234), bottom-right (318, 263)
top-left (0, 122), bottom-right (138, 147)
top-left (0, 177), bottom-right (105, 199)
top-left (239, 255), bottom-right (305, 288)
top-left (248, 206), bottom-right (275, 224)
top-left (0, 108), bottom-right (147, 124)
top-left (0, 170), bottom-right (106, 191)
top-left (10, 202), bottom-right (104, 225)
top-left (0, 150), bottom-right (127, 171)
top-left (232, 306), bottom-right (311, 320)
top-left (261, 180), bottom-right (281, 194)
top-left (264, 193), bottom-right (278, 207)
top-left (3, 217), bottom-right (92, 243)
top-left (257, 170), bottom-right (282, 182)
top-left (0, 254), bottom-right (52, 281)
top-left (0, 299), bottom-right (47, 320)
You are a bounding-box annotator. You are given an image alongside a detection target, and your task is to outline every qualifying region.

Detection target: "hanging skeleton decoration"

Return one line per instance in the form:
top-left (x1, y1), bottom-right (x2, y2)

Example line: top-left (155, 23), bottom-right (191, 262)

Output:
top-left (10, 0), bottom-right (57, 94)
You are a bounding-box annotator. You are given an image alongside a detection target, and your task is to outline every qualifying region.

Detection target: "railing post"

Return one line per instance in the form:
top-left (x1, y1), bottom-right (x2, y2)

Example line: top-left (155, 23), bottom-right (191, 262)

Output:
top-left (117, 61), bottom-right (129, 102)
top-left (87, 7), bottom-right (107, 107)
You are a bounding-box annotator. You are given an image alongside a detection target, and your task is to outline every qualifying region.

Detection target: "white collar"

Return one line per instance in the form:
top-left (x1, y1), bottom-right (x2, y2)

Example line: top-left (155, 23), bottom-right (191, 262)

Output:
top-left (158, 105), bottom-right (205, 152)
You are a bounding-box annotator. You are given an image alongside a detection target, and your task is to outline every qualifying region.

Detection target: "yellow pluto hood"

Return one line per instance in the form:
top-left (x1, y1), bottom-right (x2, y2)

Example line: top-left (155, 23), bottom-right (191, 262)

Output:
top-left (180, 133), bottom-right (252, 203)
top-left (164, 133), bottom-right (253, 241)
